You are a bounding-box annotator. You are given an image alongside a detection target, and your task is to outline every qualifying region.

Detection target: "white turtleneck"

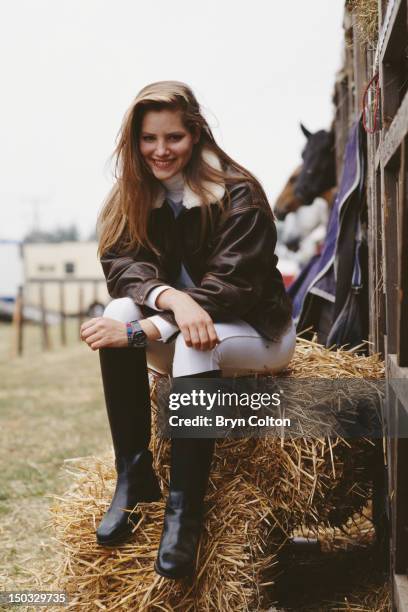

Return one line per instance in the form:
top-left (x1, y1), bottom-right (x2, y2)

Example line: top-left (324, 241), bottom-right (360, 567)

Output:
top-left (144, 172), bottom-right (196, 342)
top-left (161, 171), bottom-right (184, 204)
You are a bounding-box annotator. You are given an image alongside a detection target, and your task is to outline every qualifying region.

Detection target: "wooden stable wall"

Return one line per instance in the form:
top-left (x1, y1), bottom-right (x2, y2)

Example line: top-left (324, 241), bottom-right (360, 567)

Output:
top-left (334, 1), bottom-right (408, 609)
top-left (374, 2), bottom-right (408, 609)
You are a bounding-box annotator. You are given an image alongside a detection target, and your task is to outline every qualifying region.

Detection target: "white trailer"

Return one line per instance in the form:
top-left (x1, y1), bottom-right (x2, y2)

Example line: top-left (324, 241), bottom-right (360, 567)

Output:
top-left (0, 240), bottom-right (24, 318)
top-left (23, 241), bottom-right (110, 316)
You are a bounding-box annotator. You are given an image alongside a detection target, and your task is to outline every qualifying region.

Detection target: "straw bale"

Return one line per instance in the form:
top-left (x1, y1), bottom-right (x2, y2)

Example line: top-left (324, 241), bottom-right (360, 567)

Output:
top-left (286, 337), bottom-right (384, 379)
top-left (347, 0), bottom-right (379, 47)
top-left (51, 449), bottom-right (285, 611)
top-left (49, 338), bottom-right (385, 610)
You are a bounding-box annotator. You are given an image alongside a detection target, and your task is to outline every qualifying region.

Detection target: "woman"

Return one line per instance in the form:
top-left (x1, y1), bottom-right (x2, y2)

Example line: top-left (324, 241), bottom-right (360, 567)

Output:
top-left (80, 81), bottom-right (295, 579)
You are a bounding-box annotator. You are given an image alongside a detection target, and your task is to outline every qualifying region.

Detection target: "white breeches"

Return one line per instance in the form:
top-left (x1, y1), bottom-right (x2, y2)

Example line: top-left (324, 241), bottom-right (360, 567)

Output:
top-left (103, 298), bottom-right (296, 378)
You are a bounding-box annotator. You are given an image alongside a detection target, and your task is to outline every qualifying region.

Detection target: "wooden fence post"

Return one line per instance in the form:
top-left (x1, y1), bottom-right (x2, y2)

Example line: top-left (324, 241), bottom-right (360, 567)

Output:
top-left (78, 284), bottom-right (84, 339)
top-left (39, 282), bottom-right (51, 351)
top-left (59, 281), bottom-right (67, 346)
top-left (93, 280), bottom-right (98, 304)
top-left (12, 285), bottom-right (24, 357)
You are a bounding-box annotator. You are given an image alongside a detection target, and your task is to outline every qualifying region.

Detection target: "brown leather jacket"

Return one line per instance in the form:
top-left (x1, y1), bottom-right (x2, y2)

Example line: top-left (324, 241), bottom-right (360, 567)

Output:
top-left (100, 180), bottom-right (293, 343)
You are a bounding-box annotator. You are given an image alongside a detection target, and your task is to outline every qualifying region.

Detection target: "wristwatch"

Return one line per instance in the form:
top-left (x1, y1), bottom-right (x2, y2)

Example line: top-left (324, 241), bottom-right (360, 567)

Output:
top-left (126, 320), bottom-right (148, 348)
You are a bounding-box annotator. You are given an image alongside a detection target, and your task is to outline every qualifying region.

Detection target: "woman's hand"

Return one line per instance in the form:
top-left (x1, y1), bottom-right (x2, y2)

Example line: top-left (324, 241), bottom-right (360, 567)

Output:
top-left (80, 317), bottom-right (128, 350)
top-left (80, 317), bottom-right (161, 350)
top-left (157, 289), bottom-right (220, 351)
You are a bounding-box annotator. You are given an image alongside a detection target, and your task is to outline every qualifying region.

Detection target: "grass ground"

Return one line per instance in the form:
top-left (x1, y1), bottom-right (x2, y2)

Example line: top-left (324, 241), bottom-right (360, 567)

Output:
top-left (0, 320), bottom-right (110, 593)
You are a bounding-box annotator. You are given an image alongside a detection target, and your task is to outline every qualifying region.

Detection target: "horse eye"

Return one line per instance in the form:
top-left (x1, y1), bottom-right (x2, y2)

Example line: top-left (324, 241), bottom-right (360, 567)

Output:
top-left (289, 175), bottom-right (297, 184)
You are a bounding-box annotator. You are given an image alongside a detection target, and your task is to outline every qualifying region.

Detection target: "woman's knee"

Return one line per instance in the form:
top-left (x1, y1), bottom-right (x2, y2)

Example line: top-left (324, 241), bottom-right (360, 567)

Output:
top-left (103, 297), bottom-right (143, 322)
top-left (214, 321), bottom-right (296, 375)
top-left (172, 333), bottom-right (219, 377)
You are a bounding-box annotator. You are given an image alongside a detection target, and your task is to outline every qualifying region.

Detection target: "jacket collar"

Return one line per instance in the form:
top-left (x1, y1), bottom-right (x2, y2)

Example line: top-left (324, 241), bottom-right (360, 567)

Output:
top-left (152, 148), bottom-right (226, 209)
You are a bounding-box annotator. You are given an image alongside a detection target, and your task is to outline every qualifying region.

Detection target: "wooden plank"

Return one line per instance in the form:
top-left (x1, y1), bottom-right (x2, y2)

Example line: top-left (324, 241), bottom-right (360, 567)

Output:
top-left (379, 0), bottom-right (389, 27)
top-left (352, 14), bottom-right (369, 114)
top-left (393, 435), bottom-right (408, 574)
top-left (375, 142), bottom-right (381, 172)
top-left (390, 389), bottom-right (398, 580)
top-left (365, 48), bottom-right (385, 354)
top-left (366, 143), bottom-right (377, 349)
top-left (388, 379), bottom-right (408, 415)
top-left (378, 0), bottom-right (402, 64)
top-left (334, 75), bottom-right (351, 181)
top-left (394, 574), bottom-right (408, 611)
top-left (380, 166), bottom-right (388, 347)
top-left (364, 49), bottom-right (377, 351)
top-left (398, 138), bottom-right (408, 366)
top-left (347, 47), bottom-right (356, 122)
top-left (388, 354), bottom-right (408, 429)
top-left (381, 60), bottom-right (403, 131)
top-left (27, 277), bottom-right (104, 284)
top-left (366, 130), bottom-right (385, 354)
top-left (384, 379), bottom-right (408, 440)
top-left (382, 164), bottom-right (400, 354)
top-left (386, 377), bottom-right (396, 535)
top-left (388, 354), bottom-right (408, 380)
top-left (380, 89), bottom-right (408, 166)
top-left (376, 169), bottom-right (386, 355)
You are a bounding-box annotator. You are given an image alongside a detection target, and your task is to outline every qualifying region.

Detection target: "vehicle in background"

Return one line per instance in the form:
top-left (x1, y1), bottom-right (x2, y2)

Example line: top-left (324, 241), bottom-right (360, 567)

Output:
top-left (0, 240), bottom-right (24, 320)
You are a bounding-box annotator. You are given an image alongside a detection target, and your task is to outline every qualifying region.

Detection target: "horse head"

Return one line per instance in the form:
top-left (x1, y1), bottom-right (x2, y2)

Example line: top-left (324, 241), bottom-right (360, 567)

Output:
top-left (294, 124), bottom-right (336, 206)
top-left (273, 165), bottom-right (304, 221)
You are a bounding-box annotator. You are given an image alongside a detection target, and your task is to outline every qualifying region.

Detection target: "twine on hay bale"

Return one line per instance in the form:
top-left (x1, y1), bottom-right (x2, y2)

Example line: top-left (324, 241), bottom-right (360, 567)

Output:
top-left (49, 338), bottom-right (384, 611)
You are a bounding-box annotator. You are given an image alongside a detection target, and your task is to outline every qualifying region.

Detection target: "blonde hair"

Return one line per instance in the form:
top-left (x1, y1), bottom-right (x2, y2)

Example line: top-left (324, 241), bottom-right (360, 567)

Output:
top-left (98, 80), bottom-right (271, 256)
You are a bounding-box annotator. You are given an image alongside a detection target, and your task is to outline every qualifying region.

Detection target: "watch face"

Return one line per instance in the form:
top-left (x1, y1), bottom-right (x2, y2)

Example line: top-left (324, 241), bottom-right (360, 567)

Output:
top-left (132, 329), bottom-right (147, 347)
top-left (127, 320), bottom-right (147, 348)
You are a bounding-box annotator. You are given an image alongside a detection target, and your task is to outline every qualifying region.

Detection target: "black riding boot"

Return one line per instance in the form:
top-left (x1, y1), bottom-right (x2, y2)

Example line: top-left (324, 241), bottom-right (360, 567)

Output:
top-left (96, 347), bottom-right (161, 546)
top-left (155, 370), bottom-right (220, 579)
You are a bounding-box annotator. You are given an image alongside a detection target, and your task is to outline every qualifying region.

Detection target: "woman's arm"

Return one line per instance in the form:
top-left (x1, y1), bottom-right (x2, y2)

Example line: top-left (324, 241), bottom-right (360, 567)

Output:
top-left (80, 301), bottom-right (218, 351)
top-left (181, 204), bottom-right (277, 320)
top-left (100, 245), bottom-right (169, 306)
top-left (156, 288), bottom-right (219, 350)
top-left (86, 246), bottom-right (219, 350)
top-left (80, 316), bottom-right (161, 350)
top-left (80, 245), bottom-right (167, 350)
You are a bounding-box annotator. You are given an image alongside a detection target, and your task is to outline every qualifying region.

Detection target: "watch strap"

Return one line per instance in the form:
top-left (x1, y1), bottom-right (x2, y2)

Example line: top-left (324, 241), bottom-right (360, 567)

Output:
top-left (126, 320), bottom-right (147, 347)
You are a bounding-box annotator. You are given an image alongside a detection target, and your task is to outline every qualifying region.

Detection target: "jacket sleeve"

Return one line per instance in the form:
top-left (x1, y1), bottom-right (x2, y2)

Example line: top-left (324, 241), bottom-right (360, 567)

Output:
top-left (183, 204), bottom-right (277, 320)
top-left (100, 245), bottom-right (169, 306)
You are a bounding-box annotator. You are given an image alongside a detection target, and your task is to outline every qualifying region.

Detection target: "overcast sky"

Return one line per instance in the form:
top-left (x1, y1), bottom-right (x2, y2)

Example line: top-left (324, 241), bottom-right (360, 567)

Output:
top-left (1, 0), bottom-right (344, 241)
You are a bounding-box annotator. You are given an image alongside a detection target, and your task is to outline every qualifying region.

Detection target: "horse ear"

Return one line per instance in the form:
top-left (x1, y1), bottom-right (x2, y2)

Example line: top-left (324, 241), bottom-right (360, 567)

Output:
top-left (300, 123), bottom-right (312, 139)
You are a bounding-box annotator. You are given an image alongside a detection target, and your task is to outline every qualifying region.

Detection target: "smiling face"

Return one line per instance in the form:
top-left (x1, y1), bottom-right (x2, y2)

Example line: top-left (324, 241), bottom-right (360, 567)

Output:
top-left (139, 108), bottom-right (198, 181)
